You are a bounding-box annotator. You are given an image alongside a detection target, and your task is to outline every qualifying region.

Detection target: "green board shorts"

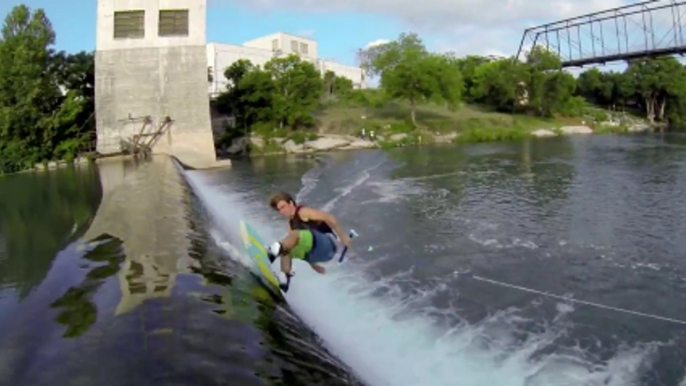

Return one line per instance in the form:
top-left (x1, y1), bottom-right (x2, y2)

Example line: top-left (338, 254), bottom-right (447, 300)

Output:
top-left (291, 229), bottom-right (338, 264)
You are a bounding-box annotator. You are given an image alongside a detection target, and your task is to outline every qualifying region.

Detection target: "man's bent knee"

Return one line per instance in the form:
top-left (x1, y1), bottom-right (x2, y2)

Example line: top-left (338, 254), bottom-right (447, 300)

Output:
top-left (280, 230), bottom-right (300, 251)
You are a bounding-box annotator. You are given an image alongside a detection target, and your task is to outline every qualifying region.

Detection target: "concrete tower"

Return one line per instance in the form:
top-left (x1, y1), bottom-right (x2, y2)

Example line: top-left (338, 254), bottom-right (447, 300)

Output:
top-left (94, 0), bottom-right (221, 168)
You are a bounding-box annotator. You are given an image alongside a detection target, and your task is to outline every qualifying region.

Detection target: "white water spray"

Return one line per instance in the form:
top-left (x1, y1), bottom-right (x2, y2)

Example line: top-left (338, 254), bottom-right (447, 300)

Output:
top-left (179, 165), bottom-right (656, 386)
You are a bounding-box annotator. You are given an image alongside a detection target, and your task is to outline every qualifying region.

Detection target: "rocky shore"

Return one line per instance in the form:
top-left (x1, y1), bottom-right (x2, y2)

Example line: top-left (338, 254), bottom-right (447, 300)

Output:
top-left (231, 122), bottom-right (655, 156)
top-left (530, 122), bottom-right (652, 137)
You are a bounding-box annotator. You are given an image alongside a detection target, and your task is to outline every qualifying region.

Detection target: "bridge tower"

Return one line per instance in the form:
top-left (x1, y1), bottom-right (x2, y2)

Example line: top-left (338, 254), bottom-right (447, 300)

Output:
top-left (95, 0), bottom-right (222, 168)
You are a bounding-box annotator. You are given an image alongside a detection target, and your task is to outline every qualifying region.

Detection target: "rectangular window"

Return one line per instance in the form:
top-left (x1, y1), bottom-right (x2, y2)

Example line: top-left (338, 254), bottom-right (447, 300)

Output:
top-left (158, 9), bottom-right (189, 37)
top-left (272, 39), bottom-right (278, 51)
top-left (300, 42), bottom-right (308, 55)
top-left (291, 40), bottom-right (299, 52)
top-left (113, 10), bottom-right (145, 39)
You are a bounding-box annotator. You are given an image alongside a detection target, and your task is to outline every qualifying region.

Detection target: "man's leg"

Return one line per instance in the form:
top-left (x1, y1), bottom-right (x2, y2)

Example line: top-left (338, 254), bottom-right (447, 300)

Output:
top-left (278, 230), bottom-right (301, 275)
top-left (281, 254), bottom-right (292, 274)
top-left (306, 231), bottom-right (338, 274)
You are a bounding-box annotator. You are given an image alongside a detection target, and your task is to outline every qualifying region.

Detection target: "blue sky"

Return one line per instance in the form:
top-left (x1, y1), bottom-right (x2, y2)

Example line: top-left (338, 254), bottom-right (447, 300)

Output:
top-left (0, 0), bottom-right (416, 66)
top-left (0, 0), bottom-right (679, 73)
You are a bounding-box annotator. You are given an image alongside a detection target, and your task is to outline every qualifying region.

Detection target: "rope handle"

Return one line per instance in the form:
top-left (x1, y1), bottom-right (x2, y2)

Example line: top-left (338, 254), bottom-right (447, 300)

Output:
top-left (337, 229), bottom-right (358, 263)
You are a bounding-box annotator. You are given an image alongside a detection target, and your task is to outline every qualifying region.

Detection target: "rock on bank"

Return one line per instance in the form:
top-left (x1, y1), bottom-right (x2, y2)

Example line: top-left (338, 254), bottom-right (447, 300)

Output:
top-left (219, 123), bottom-right (656, 157)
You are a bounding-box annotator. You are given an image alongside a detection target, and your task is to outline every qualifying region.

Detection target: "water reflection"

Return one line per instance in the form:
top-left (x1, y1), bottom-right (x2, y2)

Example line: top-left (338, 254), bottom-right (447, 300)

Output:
top-left (0, 156), bottom-right (362, 386)
top-left (82, 157), bottom-right (199, 316)
top-left (0, 165), bottom-right (102, 298)
top-left (50, 234), bottom-right (125, 338)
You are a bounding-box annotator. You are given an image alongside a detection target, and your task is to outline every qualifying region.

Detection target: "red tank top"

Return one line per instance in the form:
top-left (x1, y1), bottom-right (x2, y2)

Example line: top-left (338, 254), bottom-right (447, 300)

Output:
top-left (289, 205), bottom-right (333, 234)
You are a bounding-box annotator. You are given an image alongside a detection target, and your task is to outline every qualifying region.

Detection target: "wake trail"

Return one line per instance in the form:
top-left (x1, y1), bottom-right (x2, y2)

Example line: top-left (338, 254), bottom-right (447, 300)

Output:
top-left (177, 158), bottom-right (658, 386)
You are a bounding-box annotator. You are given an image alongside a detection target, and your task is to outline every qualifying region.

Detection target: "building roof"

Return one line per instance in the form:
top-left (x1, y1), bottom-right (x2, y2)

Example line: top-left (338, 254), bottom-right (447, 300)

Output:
top-left (243, 31), bottom-right (316, 44)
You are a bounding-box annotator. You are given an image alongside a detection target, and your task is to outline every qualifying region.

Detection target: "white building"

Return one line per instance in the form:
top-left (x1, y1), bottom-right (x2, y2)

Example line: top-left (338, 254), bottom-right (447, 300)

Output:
top-left (206, 32), bottom-right (367, 97)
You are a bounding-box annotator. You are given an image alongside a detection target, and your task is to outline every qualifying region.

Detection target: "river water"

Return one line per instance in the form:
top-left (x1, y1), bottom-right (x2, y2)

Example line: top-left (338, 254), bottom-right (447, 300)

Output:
top-left (2, 133), bottom-right (686, 385)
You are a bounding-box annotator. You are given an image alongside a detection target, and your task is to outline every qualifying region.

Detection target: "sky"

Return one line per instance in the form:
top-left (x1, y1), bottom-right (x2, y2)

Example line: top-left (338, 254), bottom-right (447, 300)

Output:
top-left (0, 0), bottom-right (679, 72)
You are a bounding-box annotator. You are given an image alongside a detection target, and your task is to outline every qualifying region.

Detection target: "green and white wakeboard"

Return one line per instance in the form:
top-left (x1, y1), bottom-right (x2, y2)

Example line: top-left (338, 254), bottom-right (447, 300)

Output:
top-left (239, 220), bottom-right (284, 297)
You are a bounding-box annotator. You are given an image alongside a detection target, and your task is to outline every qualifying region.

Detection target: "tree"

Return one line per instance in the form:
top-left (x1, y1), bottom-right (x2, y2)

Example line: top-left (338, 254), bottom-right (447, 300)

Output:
top-left (0, 5), bottom-right (92, 173)
top-left (322, 70), bottom-right (354, 100)
top-left (264, 54), bottom-right (323, 129)
top-left (370, 33), bottom-right (463, 125)
top-left (213, 54), bottom-right (325, 134)
top-left (576, 68), bottom-right (609, 105)
top-left (625, 57), bottom-right (686, 123)
top-left (48, 50), bottom-right (96, 156)
top-left (215, 59), bottom-right (275, 132)
top-left (539, 71), bottom-right (577, 117)
top-left (215, 30), bottom-right (686, 139)
top-left (576, 69), bottom-right (632, 111)
top-left (471, 59), bottom-right (528, 112)
top-left (454, 55), bottom-right (494, 101)
top-left (357, 32), bottom-right (427, 77)
top-left (518, 46), bottom-right (577, 117)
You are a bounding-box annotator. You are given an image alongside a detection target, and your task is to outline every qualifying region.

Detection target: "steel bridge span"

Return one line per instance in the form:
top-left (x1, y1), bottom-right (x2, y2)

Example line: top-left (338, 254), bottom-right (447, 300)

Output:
top-left (515, 0), bottom-right (686, 67)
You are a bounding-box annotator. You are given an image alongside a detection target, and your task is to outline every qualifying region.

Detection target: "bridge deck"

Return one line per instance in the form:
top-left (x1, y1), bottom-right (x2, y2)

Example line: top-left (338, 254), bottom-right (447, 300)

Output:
top-left (563, 45), bottom-right (686, 67)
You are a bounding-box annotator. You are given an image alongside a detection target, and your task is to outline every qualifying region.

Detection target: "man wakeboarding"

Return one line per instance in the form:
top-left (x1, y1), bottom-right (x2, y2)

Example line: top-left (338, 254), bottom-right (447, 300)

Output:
top-left (266, 192), bottom-right (352, 290)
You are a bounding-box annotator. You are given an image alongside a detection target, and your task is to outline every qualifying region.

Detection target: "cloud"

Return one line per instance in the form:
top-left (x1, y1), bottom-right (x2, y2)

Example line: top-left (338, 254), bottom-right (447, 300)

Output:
top-left (217, 0), bottom-right (657, 59)
top-left (226, 0), bottom-right (627, 30)
top-left (433, 25), bottom-right (519, 57)
top-left (364, 39), bottom-right (390, 48)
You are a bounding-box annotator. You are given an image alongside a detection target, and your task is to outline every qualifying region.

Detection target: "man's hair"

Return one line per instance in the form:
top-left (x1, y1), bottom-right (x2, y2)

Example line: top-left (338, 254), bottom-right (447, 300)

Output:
top-left (269, 192), bottom-right (295, 209)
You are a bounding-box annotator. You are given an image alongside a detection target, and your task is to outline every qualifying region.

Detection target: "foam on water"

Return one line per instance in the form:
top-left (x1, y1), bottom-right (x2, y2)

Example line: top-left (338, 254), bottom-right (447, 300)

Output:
top-left (179, 165), bottom-right (658, 386)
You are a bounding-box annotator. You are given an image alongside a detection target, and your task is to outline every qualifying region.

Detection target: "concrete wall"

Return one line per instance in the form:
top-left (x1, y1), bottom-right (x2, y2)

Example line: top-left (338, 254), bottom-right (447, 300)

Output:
top-left (96, 0), bottom-right (206, 49)
top-left (279, 33), bottom-right (318, 59)
top-left (242, 32), bottom-right (317, 60)
top-left (242, 33), bottom-right (281, 52)
top-left (316, 59), bottom-right (366, 89)
top-left (207, 43), bottom-right (277, 96)
top-left (95, 0), bottom-right (222, 169)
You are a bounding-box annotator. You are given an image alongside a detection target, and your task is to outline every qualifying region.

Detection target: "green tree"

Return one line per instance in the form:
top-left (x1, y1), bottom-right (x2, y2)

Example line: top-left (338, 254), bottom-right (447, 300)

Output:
top-left (576, 68), bottom-right (633, 110)
top-left (454, 55), bottom-right (493, 101)
top-left (607, 72), bottom-right (634, 111)
top-left (576, 68), bottom-right (610, 105)
top-left (213, 54), bottom-right (325, 135)
top-left (471, 59), bottom-right (528, 112)
top-left (215, 59), bottom-right (275, 132)
top-left (322, 70), bottom-right (354, 100)
top-left (49, 50), bottom-right (96, 159)
top-left (520, 46), bottom-right (578, 117)
top-left (625, 56), bottom-right (686, 123)
top-left (539, 70), bottom-right (577, 117)
top-left (371, 34), bottom-right (463, 125)
top-left (264, 54), bottom-right (323, 129)
top-left (0, 5), bottom-right (92, 173)
top-left (357, 32), bottom-right (427, 77)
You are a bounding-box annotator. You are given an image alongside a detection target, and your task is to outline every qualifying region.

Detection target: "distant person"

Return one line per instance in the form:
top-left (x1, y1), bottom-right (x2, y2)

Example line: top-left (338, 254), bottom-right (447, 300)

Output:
top-left (266, 192), bottom-right (352, 289)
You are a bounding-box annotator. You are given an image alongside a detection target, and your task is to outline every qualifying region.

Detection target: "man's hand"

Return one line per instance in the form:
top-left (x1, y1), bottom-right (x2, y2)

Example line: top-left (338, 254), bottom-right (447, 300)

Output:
top-left (340, 233), bottom-right (352, 248)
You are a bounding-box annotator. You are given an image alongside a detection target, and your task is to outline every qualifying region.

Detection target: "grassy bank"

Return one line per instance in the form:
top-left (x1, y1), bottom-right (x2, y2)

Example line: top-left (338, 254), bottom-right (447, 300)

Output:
top-left (312, 101), bottom-right (639, 145)
top-left (239, 101), bottom-right (648, 156)
top-left (316, 102), bottom-right (559, 134)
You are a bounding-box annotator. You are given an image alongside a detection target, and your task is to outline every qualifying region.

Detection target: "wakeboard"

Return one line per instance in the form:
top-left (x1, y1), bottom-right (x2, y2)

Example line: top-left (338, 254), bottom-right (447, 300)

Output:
top-left (239, 220), bottom-right (284, 298)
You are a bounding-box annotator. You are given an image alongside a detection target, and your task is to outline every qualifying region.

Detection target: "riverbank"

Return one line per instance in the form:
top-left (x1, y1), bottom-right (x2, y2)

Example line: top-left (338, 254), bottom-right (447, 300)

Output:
top-left (240, 103), bottom-right (653, 156)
